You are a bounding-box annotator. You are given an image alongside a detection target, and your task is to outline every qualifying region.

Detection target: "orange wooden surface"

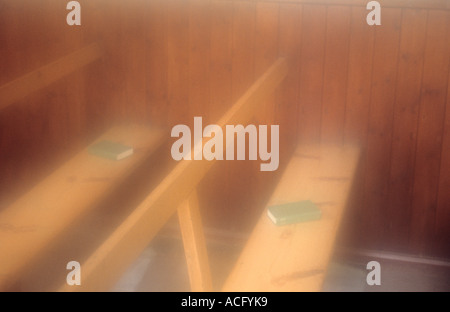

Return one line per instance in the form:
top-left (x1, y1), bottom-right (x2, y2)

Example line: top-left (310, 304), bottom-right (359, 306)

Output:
top-left (362, 8), bottom-right (401, 249)
top-left (0, 124), bottom-right (164, 291)
top-left (1, 0), bottom-right (450, 260)
top-left (410, 10), bottom-right (450, 255)
top-left (56, 58), bottom-right (287, 292)
top-left (385, 9), bottom-right (428, 253)
top-left (223, 144), bottom-right (360, 292)
top-left (297, 4), bottom-right (327, 144)
top-left (178, 192), bottom-right (213, 292)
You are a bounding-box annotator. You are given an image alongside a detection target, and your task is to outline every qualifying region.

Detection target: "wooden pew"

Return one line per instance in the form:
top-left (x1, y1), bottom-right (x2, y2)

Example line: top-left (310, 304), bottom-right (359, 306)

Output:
top-left (0, 124), bottom-right (165, 291)
top-left (222, 144), bottom-right (360, 292)
top-left (58, 57), bottom-right (288, 292)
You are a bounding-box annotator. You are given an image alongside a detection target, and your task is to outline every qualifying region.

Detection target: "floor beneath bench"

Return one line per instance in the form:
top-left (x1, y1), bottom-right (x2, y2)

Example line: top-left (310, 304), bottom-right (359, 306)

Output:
top-left (113, 220), bottom-right (450, 292)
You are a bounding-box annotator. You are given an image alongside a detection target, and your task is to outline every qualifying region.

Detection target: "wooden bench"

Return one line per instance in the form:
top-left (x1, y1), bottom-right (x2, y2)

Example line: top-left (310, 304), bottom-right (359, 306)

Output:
top-left (222, 144), bottom-right (360, 292)
top-left (56, 57), bottom-right (288, 292)
top-left (0, 124), bottom-right (165, 291)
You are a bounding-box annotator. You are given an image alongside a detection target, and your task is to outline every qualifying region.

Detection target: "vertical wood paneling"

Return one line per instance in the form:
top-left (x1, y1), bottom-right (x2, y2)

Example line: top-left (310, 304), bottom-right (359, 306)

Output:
top-left (146, 0), bottom-right (169, 125)
top-left (363, 8), bottom-right (402, 249)
top-left (0, 0), bottom-right (91, 207)
top-left (318, 5), bottom-right (352, 246)
top-left (167, 0), bottom-right (189, 126)
top-left (102, 1), bottom-right (127, 123)
top-left (410, 10), bottom-right (450, 255)
top-left (254, 1), bottom-right (279, 125)
top-left (198, 1), bottom-right (234, 229)
top-left (122, 0), bottom-right (147, 123)
top-left (343, 6), bottom-right (375, 248)
top-left (277, 3), bottom-right (302, 158)
top-left (252, 1), bottom-right (280, 223)
top-left (231, 1), bottom-right (256, 101)
top-left (321, 6), bottom-right (351, 144)
top-left (385, 9), bottom-right (428, 252)
top-left (209, 0), bottom-right (233, 123)
top-left (344, 7), bottom-right (374, 146)
top-left (227, 0), bottom-right (256, 228)
top-left (436, 58), bottom-right (450, 258)
top-left (297, 5), bottom-right (327, 144)
top-left (1, 0), bottom-right (450, 259)
top-left (188, 0), bottom-right (211, 122)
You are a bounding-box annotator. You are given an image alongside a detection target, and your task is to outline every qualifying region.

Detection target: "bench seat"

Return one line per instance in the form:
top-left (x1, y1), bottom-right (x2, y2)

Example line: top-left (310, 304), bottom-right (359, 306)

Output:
top-left (222, 144), bottom-right (360, 292)
top-left (0, 124), bottom-right (164, 290)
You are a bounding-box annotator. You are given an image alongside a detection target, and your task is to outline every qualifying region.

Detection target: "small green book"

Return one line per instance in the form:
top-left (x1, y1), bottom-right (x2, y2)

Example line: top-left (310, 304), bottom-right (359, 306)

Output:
top-left (88, 140), bottom-right (134, 161)
top-left (267, 200), bottom-right (321, 226)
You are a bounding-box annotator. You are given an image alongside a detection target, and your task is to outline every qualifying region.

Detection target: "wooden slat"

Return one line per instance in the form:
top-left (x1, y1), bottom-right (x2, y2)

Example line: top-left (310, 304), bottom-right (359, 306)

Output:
top-left (363, 8), bottom-right (401, 249)
top-left (320, 5), bottom-right (351, 144)
top-left (0, 124), bottom-right (165, 291)
top-left (385, 9), bottom-right (428, 252)
top-left (297, 4), bottom-right (327, 144)
top-left (146, 0), bottom-right (169, 125)
top-left (277, 3), bottom-right (302, 151)
top-left (250, 1), bottom-right (281, 218)
top-left (343, 6), bottom-right (374, 145)
top-left (209, 0), bottom-right (234, 123)
top-left (188, 0), bottom-right (211, 122)
top-left (222, 144), bottom-right (360, 292)
top-left (178, 192), bottom-right (213, 292)
top-left (167, 0), bottom-right (190, 126)
top-left (57, 58), bottom-right (288, 292)
top-left (410, 10), bottom-right (449, 254)
top-left (254, 1), bottom-right (279, 125)
top-left (436, 57), bottom-right (450, 258)
top-left (225, 0), bottom-right (256, 231)
top-left (122, 0), bottom-right (148, 122)
top-left (197, 0), bottom-right (234, 230)
top-left (231, 1), bottom-right (255, 102)
top-left (343, 6), bottom-right (375, 249)
top-left (0, 42), bottom-right (103, 112)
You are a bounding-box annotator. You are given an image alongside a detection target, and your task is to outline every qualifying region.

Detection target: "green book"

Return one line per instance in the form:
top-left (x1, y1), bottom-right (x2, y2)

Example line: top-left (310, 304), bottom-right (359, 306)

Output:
top-left (267, 200), bottom-right (321, 226)
top-left (88, 140), bottom-right (134, 161)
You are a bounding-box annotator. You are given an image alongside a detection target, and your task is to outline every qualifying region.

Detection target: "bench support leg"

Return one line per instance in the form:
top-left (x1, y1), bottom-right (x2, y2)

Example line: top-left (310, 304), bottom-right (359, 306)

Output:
top-left (178, 191), bottom-right (213, 292)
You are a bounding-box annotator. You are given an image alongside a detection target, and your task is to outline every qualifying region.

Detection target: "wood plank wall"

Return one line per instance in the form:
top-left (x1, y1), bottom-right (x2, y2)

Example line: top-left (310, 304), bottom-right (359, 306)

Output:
top-left (0, 0), bottom-right (449, 258)
top-left (0, 0), bottom-right (89, 207)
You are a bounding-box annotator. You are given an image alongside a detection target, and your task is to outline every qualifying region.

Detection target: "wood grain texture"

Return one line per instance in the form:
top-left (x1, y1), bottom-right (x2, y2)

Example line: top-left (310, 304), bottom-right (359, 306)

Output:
top-left (146, 0), bottom-right (169, 125)
top-left (57, 58), bottom-right (288, 291)
top-left (188, 0), bottom-right (211, 122)
top-left (277, 3), bottom-right (301, 150)
top-left (341, 6), bottom-right (375, 249)
top-left (209, 0), bottom-right (234, 123)
top-left (2, 0), bottom-right (450, 269)
top-left (297, 5), bottom-right (327, 144)
top-left (320, 5), bottom-right (351, 145)
top-left (254, 1), bottom-right (279, 125)
top-left (410, 10), bottom-right (449, 255)
top-left (167, 0), bottom-right (190, 126)
top-left (436, 55), bottom-right (450, 259)
top-left (251, 1), bottom-right (281, 221)
top-left (223, 144), bottom-right (360, 292)
top-left (0, 124), bottom-right (165, 291)
top-left (344, 6), bottom-right (374, 146)
top-left (178, 192), bottom-right (213, 292)
top-left (385, 9), bottom-right (428, 252)
top-left (225, 0), bottom-right (256, 230)
top-left (0, 42), bottom-right (103, 112)
top-left (363, 8), bottom-right (401, 249)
